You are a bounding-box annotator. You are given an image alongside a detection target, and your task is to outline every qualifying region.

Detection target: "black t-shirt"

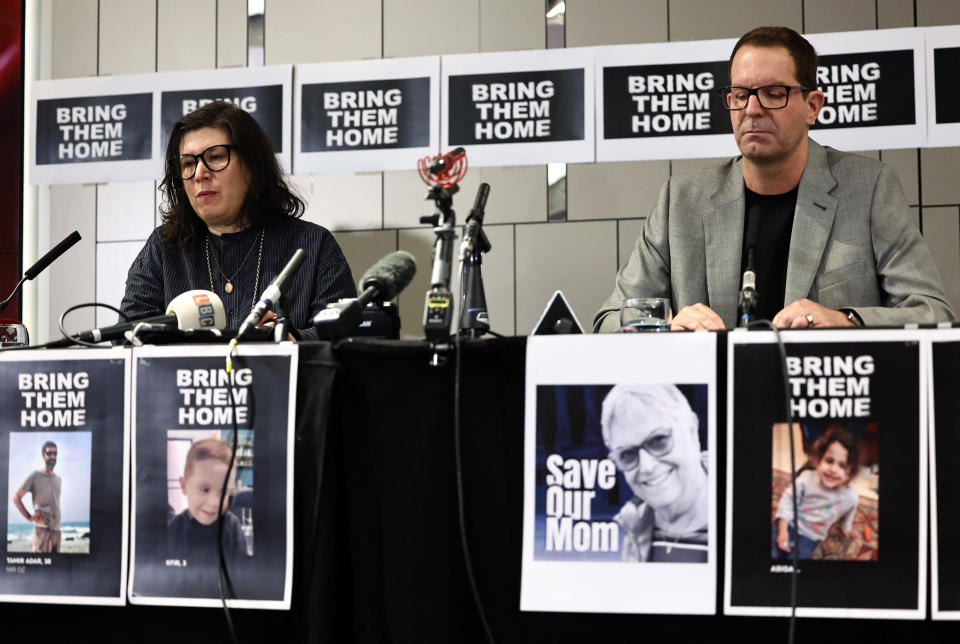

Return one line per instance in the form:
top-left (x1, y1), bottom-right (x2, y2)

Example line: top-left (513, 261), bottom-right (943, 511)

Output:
top-left (741, 185), bottom-right (798, 322)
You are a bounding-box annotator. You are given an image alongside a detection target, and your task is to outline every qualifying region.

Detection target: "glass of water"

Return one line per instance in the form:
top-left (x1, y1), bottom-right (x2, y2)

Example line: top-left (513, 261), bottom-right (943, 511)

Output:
top-left (620, 298), bottom-right (672, 332)
top-left (0, 321), bottom-right (28, 347)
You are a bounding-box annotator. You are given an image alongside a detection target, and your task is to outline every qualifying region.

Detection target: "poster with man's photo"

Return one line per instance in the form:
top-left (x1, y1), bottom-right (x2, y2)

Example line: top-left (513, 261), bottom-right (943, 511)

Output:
top-left (0, 349), bottom-right (130, 605)
top-left (521, 333), bottom-right (717, 614)
top-left (929, 332), bottom-right (960, 619)
top-left (725, 330), bottom-right (925, 618)
top-left (128, 344), bottom-right (296, 608)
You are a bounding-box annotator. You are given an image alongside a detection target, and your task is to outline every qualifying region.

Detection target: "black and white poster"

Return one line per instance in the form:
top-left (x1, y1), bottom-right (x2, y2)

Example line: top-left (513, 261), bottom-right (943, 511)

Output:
top-left (129, 344), bottom-right (296, 609)
top-left (805, 28), bottom-right (925, 151)
top-left (929, 332), bottom-right (960, 619)
top-left (31, 74), bottom-right (157, 184)
top-left (156, 65), bottom-right (291, 173)
top-left (442, 48), bottom-right (594, 167)
top-left (295, 56), bottom-right (438, 173)
top-left (596, 38), bottom-right (739, 161)
top-left (725, 330), bottom-right (925, 618)
top-left (924, 25), bottom-right (960, 148)
top-left (0, 349), bottom-right (130, 605)
top-left (521, 333), bottom-right (717, 614)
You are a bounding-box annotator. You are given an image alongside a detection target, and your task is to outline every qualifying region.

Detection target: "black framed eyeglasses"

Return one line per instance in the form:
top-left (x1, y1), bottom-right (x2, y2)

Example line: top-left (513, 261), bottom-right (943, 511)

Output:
top-left (608, 428), bottom-right (674, 471)
top-left (178, 144), bottom-right (237, 180)
top-left (719, 85), bottom-right (810, 110)
top-left (43, 449), bottom-right (57, 457)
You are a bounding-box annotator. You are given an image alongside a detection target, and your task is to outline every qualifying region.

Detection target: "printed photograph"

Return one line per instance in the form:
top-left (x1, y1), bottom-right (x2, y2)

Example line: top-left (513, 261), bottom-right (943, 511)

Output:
top-left (535, 383), bottom-right (709, 563)
top-left (769, 422), bottom-right (879, 561)
top-left (7, 431), bottom-right (92, 554)
top-left (166, 429), bottom-right (254, 564)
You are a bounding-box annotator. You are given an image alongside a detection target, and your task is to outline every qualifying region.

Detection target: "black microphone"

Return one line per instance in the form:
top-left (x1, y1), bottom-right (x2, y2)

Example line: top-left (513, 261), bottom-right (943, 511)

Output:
top-left (459, 183), bottom-right (491, 262)
top-left (237, 248), bottom-right (307, 340)
top-left (0, 231), bottom-right (82, 315)
top-left (47, 290), bottom-right (226, 347)
top-left (26, 231), bottom-right (82, 279)
top-left (314, 251), bottom-right (417, 339)
top-left (738, 205), bottom-right (761, 327)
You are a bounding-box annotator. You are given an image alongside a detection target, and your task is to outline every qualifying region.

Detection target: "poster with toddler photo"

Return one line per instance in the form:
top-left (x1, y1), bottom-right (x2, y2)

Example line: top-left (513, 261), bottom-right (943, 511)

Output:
top-left (0, 349), bottom-right (130, 605)
top-left (725, 330), bottom-right (924, 619)
top-left (129, 344), bottom-right (296, 609)
top-left (521, 333), bottom-right (717, 614)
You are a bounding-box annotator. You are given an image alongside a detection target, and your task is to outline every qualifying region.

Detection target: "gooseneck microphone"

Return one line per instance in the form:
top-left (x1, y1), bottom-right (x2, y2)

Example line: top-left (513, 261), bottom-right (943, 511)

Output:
top-left (0, 231), bottom-right (82, 314)
top-left (236, 249), bottom-right (307, 340)
top-left (314, 250), bottom-right (417, 339)
top-left (47, 290), bottom-right (226, 347)
top-left (738, 205), bottom-right (761, 327)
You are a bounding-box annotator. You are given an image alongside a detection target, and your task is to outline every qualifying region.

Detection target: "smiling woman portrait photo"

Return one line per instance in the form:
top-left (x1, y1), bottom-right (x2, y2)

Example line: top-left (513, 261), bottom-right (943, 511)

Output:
top-left (601, 384), bottom-right (709, 562)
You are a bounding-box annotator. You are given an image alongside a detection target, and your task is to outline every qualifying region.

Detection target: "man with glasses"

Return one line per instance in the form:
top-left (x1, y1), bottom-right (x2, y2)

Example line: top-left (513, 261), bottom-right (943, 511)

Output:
top-left (120, 101), bottom-right (356, 339)
top-left (601, 384), bottom-right (707, 562)
top-left (594, 26), bottom-right (954, 331)
top-left (12, 441), bottom-right (63, 553)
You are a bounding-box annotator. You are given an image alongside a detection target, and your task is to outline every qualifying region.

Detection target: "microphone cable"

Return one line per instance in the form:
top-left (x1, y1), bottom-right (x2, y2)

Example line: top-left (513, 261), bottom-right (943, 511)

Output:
top-left (213, 353), bottom-right (251, 644)
top-left (58, 303), bottom-right (128, 348)
top-left (747, 319), bottom-right (801, 644)
top-left (452, 282), bottom-right (496, 644)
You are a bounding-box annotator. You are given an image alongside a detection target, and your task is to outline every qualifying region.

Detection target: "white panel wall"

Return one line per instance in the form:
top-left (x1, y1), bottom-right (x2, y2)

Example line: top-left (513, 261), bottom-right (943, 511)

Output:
top-left (31, 1), bottom-right (960, 343)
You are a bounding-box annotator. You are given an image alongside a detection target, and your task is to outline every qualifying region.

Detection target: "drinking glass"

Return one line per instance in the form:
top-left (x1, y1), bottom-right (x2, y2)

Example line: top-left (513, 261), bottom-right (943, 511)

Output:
top-left (620, 298), bottom-right (672, 332)
top-left (0, 321), bottom-right (28, 347)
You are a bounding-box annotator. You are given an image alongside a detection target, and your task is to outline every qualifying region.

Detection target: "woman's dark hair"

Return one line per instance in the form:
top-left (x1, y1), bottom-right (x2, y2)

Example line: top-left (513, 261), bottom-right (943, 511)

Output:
top-left (809, 425), bottom-right (860, 480)
top-left (159, 101), bottom-right (304, 247)
top-left (728, 25), bottom-right (819, 92)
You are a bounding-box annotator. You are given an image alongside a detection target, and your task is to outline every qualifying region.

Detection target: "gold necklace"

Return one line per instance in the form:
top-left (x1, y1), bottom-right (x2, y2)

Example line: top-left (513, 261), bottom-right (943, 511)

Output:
top-left (206, 229), bottom-right (263, 294)
top-left (205, 229), bottom-right (264, 307)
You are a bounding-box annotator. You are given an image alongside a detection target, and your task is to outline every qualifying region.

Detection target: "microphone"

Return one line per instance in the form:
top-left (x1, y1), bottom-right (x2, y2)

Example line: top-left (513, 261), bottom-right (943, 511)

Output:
top-left (314, 250), bottom-right (417, 339)
top-left (417, 147), bottom-right (468, 188)
top-left (237, 249), bottom-right (307, 340)
top-left (0, 231), bottom-right (82, 315)
top-left (459, 183), bottom-right (491, 262)
top-left (738, 205), bottom-right (761, 327)
top-left (47, 290), bottom-right (225, 347)
top-left (428, 147), bottom-right (465, 175)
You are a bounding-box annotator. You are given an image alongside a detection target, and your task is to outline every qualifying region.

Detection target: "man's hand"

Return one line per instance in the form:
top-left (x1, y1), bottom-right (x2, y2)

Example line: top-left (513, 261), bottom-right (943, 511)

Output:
top-left (671, 303), bottom-right (726, 331)
top-left (257, 311), bottom-right (296, 342)
top-left (772, 299), bottom-right (854, 329)
top-left (31, 509), bottom-right (43, 524)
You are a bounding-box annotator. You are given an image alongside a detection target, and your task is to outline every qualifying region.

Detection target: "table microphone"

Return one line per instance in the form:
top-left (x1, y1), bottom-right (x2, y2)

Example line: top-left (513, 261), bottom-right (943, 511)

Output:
top-left (0, 230), bottom-right (82, 315)
top-left (237, 249), bottom-right (307, 340)
top-left (47, 290), bottom-right (226, 347)
top-left (738, 205), bottom-right (761, 327)
top-left (314, 250), bottom-right (417, 339)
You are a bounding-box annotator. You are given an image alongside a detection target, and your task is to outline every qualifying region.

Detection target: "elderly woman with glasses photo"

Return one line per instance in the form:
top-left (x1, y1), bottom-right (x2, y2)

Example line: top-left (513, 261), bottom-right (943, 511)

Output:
top-left (601, 384), bottom-right (708, 562)
top-left (120, 101), bottom-right (356, 339)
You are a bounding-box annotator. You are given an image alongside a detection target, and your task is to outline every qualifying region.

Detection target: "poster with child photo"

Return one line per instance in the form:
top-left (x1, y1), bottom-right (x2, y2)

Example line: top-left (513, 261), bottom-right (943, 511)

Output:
top-left (725, 330), bottom-right (924, 619)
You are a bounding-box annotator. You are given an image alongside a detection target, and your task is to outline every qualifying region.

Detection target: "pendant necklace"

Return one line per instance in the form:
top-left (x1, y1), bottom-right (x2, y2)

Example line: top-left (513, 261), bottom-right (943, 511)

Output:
top-left (206, 229), bottom-right (264, 307)
top-left (205, 229), bottom-right (264, 295)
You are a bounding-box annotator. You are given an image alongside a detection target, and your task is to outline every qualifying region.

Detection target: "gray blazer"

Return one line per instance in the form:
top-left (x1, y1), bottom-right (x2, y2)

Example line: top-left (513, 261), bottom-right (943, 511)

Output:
top-left (594, 139), bottom-right (956, 331)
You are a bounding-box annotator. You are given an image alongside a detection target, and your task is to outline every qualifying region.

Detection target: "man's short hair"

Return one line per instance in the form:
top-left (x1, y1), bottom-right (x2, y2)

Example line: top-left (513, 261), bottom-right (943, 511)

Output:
top-left (183, 437), bottom-right (232, 480)
top-left (729, 26), bottom-right (818, 92)
top-left (600, 384), bottom-right (698, 446)
top-left (41, 440), bottom-right (57, 454)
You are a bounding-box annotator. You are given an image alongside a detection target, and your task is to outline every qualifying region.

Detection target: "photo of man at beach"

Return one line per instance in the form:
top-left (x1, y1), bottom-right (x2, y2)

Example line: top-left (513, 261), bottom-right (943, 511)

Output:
top-left (167, 429), bottom-right (254, 565)
top-left (7, 431), bottom-right (92, 554)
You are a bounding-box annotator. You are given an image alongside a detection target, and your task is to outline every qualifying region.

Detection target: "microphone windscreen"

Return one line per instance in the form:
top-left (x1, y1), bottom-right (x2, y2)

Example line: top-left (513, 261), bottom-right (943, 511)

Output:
top-left (166, 290), bottom-right (226, 330)
top-left (360, 251), bottom-right (417, 301)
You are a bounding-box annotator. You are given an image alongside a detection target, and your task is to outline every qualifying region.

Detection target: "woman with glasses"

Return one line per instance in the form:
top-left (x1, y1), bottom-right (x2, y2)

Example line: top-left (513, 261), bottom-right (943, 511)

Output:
top-left (601, 384), bottom-right (708, 562)
top-left (120, 101), bottom-right (356, 339)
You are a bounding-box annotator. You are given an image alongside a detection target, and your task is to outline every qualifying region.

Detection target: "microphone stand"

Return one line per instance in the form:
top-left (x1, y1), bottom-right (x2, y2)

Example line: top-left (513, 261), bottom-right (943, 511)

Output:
top-left (421, 183), bottom-right (459, 366)
top-left (459, 231), bottom-right (491, 338)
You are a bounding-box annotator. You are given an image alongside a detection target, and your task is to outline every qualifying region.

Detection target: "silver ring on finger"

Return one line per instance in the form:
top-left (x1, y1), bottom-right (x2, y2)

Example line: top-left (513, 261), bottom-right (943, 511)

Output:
top-left (805, 313), bottom-right (814, 327)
